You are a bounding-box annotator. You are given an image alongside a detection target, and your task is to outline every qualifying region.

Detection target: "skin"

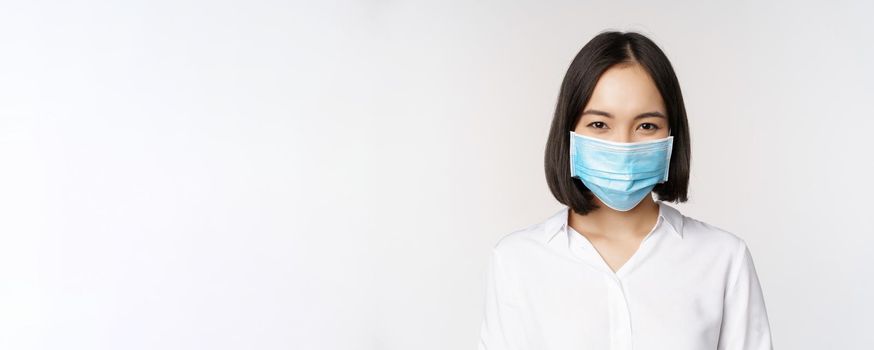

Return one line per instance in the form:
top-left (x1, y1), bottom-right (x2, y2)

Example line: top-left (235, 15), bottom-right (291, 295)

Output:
top-left (569, 62), bottom-right (672, 273)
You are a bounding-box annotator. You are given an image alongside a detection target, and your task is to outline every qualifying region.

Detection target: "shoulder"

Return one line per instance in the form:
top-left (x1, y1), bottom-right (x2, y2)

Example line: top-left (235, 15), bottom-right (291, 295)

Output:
top-left (678, 212), bottom-right (766, 292)
top-left (678, 211), bottom-right (751, 261)
top-left (492, 221), bottom-right (547, 255)
top-left (484, 206), bottom-right (576, 271)
top-left (683, 213), bottom-right (746, 243)
top-left (487, 208), bottom-right (564, 261)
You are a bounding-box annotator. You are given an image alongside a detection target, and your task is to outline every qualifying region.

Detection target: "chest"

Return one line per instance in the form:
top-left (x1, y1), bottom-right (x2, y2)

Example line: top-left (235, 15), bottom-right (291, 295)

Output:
top-left (509, 244), bottom-right (730, 349)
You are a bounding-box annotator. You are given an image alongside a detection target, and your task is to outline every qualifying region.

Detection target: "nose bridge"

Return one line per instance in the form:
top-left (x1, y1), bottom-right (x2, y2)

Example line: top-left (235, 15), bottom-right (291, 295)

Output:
top-left (617, 131), bottom-right (633, 143)
top-left (608, 123), bottom-right (634, 143)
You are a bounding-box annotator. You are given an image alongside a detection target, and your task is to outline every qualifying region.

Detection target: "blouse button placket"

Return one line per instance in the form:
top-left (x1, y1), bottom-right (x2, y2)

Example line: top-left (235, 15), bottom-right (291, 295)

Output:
top-left (605, 273), bottom-right (633, 350)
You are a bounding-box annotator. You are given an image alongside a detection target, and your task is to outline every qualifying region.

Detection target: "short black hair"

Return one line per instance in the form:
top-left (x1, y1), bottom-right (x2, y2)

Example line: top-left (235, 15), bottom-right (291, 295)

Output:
top-left (544, 30), bottom-right (691, 215)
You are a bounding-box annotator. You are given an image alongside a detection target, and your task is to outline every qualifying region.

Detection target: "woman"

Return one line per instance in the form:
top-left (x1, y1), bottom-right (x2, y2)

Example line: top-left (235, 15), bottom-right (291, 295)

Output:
top-left (477, 31), bottom-right (773, 350)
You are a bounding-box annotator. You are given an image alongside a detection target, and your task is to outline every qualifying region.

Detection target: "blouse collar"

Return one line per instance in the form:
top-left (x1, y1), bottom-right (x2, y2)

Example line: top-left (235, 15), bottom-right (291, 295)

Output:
top-left (543, 200), bottom-right (685, 243)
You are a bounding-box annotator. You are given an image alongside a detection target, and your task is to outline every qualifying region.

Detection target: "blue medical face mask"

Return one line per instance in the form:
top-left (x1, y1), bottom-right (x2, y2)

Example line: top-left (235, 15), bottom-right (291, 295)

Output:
top-left (569, 131), bottom-right (674, 211)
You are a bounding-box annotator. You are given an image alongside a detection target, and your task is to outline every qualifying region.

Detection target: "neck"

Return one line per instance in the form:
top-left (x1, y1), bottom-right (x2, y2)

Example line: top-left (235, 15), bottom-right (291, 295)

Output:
top-left (568, 196), bottom-right (660, 239)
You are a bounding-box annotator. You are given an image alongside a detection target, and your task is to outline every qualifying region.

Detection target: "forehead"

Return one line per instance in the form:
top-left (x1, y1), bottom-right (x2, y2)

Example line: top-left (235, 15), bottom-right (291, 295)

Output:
top-left (584, 63), bottom-right (666, 116)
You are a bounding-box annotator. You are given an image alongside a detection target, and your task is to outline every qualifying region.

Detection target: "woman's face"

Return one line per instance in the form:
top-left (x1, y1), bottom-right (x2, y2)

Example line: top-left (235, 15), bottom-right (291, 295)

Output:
top-left (573, 63), bottom-right (671, 142)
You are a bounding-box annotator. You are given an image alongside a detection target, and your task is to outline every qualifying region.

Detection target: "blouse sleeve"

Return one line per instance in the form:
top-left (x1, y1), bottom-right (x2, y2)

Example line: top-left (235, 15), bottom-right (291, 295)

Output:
top-left (477, 248), bottom-right (528, 350)
top-left (717, 241), bottom-right (775, 350)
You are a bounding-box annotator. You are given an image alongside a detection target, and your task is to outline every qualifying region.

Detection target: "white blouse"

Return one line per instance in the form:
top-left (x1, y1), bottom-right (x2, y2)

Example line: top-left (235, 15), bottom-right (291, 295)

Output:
top-left (477, 201), bottom-right (773, 350)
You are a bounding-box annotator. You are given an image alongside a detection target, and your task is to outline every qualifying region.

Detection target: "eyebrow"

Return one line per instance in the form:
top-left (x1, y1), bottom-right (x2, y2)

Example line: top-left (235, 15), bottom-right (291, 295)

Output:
top-left (582, 109), bottom-right (666, 120)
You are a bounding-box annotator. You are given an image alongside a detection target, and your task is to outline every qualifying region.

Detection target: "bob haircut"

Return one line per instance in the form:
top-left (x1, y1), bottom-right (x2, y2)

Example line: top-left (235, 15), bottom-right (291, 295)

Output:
top-left (545, 30), bottom-right (691, 215)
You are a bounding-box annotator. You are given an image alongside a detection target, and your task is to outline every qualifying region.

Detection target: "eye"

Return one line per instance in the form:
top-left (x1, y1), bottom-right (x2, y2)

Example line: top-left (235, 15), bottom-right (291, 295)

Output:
top-left (638, 123), bottom-right (660, 131)
top-left (587, 121), bottom-right (608, 129)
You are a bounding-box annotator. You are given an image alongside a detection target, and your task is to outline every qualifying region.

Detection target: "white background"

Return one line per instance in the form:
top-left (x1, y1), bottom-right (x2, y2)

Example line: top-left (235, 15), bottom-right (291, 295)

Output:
top-left (1, 0), bottom-right (873, 349)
